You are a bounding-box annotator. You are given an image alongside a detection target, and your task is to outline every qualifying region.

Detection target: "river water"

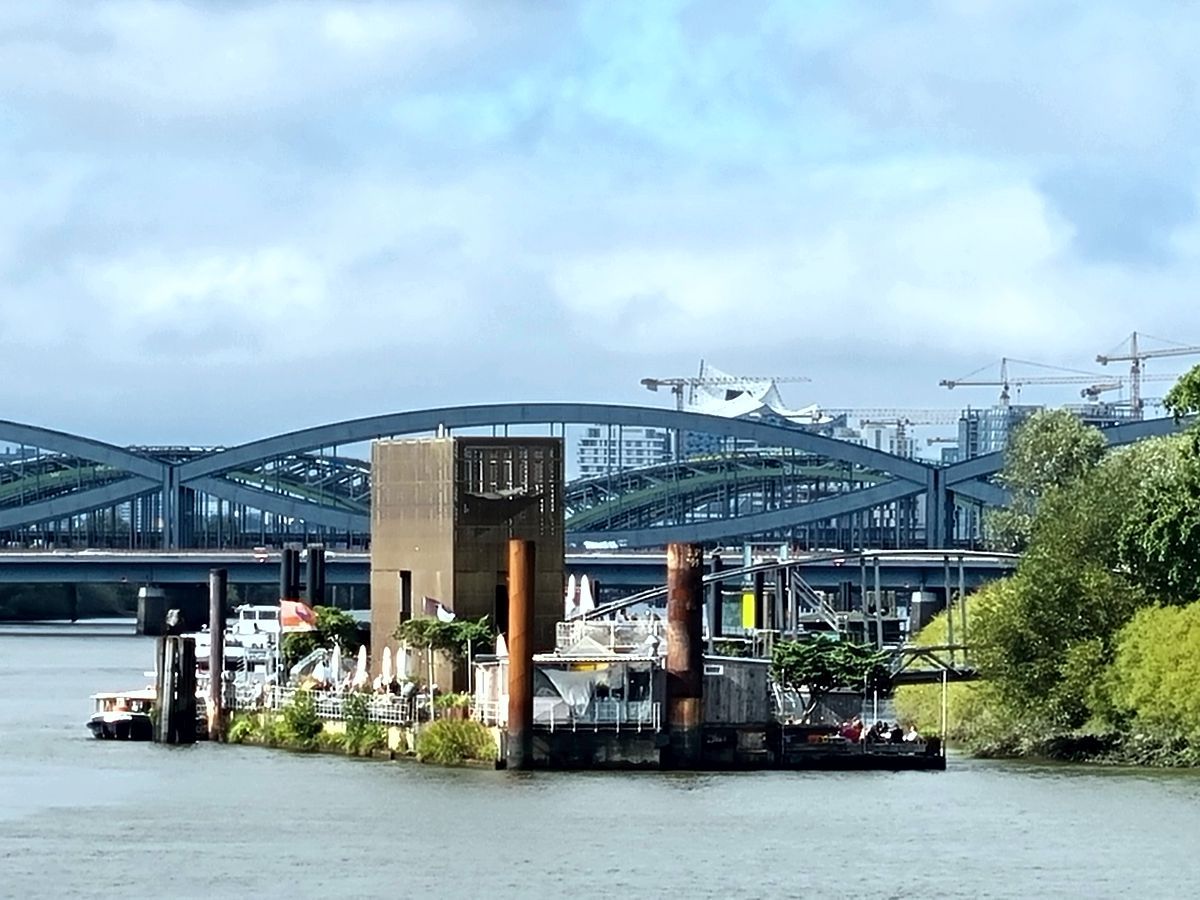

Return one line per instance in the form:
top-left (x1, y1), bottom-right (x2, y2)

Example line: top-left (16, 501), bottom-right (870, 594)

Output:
top-left (3, 624), bottom-right (1200, 899)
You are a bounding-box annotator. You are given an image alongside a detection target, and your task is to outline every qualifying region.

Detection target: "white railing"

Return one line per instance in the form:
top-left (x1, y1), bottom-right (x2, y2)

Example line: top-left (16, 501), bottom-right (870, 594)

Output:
top-left (474, 698), bottom-right (662, 733)
top-left (544, 700), bottom-right (661, 733)
top-left (555, 619), bottom-right (667, 653)
top-left (472, 699), bottom-right (504, 727)
top-left (234, 687), bottom-right (417, 726)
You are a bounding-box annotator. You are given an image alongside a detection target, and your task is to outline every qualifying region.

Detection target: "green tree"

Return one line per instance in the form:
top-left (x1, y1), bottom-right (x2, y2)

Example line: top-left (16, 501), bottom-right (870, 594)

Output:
top-left (1164, 363), bottom-right (1200, 422)
top-left (895, 603), bottom-right (1021, 744)
top-left (393, 616), bottom-right (495, 658)
top-left (972, 451), bottom-right (1150, 728)
top-left (771, 636), bottom-right (891, 719)
top-left (986, 409), bottom-right (1107, 552)
top-left (1109, 602), bottom-right (1200, 741)
top-left (1116, 434), bottom-right (1200, 603)
top-left (282, 605), bottom-right (361, 669)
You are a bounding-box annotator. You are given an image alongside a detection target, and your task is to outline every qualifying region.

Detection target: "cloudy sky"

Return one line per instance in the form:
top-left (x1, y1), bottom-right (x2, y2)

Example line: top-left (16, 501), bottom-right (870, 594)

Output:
top-left (3, 0), bottom-right (1200, 446)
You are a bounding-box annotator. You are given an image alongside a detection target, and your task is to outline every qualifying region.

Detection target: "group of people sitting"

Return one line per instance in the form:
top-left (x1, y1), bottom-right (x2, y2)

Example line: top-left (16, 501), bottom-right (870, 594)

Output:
top-left (839, 715), bottom-right (921, 744)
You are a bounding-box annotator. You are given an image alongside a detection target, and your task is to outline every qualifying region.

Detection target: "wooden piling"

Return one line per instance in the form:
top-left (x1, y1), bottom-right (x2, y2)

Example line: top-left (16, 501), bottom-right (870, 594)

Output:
top-left (155, 634), bottom-right (197, 744)
top-left (176, 638), bottom-right (196, 744)
top-left (666, 542), bottom-right (704, 768)
top-left (208, 568), bottom-right (228, 741)
top-left (753, 570), bottom-right (766, 630)
top-left (506, 539), bottom-right (535, 770)
top-left (156, 636), bottom-right (176, 744)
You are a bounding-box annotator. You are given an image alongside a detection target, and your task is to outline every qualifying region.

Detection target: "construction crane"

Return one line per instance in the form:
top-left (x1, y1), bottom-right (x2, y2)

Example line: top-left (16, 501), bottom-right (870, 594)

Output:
top-left (940, 357), bottom-right (1117, 407)
top-left (1096, 332), bottom-right (1200, 419)
top-left (817, 408), bottom-right (964, 425)
top-left (640, 371), bottom-right (812, 411)
top-left (1079, 373), bottom-right (1179, 402)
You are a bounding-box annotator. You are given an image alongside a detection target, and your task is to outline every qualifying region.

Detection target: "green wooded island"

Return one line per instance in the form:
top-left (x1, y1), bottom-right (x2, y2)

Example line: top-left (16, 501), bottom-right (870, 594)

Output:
top-left (897, 364), bottom-right (1200, 765)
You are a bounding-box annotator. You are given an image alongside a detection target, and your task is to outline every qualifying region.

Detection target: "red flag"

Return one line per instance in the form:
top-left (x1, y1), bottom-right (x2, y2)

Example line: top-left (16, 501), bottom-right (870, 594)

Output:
top-left (281, 599), bottom-right (317, 632)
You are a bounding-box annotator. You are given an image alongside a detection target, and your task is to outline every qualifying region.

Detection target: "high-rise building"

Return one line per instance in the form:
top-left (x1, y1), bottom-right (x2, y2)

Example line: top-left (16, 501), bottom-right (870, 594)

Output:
top-left (957, 405), bottom-right (1039, 459)
top-left (575, 426), bottom-right (672, 477)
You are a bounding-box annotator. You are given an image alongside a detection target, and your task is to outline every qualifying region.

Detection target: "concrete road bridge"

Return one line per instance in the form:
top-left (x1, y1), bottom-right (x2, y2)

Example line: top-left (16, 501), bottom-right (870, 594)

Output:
top-left (0, 405), bottom-right (1181, 552)
top-left (0, 547), bottom-right (1014, 635)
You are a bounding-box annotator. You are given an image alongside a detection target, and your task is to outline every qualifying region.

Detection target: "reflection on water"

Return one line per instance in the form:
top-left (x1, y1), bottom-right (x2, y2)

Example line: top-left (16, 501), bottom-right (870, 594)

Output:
top-left (2, 626), bottom-right (1200, 899)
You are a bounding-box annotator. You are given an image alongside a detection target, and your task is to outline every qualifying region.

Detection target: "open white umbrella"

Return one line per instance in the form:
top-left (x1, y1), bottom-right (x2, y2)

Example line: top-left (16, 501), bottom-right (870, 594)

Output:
top-left (496, 634), bottom-right (509, 658)
top-left (382, 645), bottom-right (394, 686)
top-left (352, 645), bottom-right (369, 690)
top-left (579, 575), bottom-right (595, 615)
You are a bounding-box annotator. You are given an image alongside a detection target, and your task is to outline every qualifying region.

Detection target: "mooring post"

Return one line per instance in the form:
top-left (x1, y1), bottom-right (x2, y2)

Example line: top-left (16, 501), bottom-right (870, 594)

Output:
top-left (506, 539), bottom-right (535, 770)
top-left (753, 570), bottom-right (765, 631)
top-left (208, 568), bottom-right (228, 741)
top-left (156, 636), bottom-right (176, 744)
top-left (666, 542), bottom-right (704, 768)
top-left (176, 637), bottom-right (197, 745)
top-left (707, 551), bottom-right (724, 653)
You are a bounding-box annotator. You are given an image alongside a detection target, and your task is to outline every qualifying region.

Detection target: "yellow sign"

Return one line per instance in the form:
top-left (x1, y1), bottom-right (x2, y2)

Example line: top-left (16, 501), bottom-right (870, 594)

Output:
top-left (741, 592), bottom-right (756, 629)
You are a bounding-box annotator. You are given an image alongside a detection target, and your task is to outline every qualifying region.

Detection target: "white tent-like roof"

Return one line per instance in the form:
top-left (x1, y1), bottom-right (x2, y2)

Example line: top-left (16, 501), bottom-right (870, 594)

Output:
top-left (684, 362), bottom-right (829, 426)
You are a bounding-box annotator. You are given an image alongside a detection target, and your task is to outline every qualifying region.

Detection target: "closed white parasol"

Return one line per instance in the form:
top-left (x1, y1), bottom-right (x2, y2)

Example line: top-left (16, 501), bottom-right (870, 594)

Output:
top-left (352, 645), bottom-right (369, 689)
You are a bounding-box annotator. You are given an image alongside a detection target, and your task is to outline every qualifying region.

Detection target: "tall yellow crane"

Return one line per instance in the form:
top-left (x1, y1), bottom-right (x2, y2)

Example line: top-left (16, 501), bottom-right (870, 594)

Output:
top-left (1096, 332), bottom-right (1200, 419)
top-left (640, 370), bottom-right (812, 410)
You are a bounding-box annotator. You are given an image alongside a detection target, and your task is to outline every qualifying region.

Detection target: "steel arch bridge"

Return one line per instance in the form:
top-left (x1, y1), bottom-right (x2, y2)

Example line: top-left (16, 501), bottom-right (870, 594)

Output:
top-left (0, 405), bottom-right (1182, 552)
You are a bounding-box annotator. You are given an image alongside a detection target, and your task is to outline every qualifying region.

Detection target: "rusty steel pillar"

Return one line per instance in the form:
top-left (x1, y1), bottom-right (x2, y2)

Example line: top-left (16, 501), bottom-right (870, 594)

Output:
top-left (666, 542), bottom-right (704, 768)
top-left (506, 539), bottom-right (536, 770)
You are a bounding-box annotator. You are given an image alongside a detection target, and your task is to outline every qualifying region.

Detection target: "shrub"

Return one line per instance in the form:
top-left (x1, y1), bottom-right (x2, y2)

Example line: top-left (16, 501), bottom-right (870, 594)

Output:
top-left (317, 729), bottom-right (348, 752)
top-left (434, 692), bottom-right (472, 710)
top-left (1109, 601), bottom-right (1200, 741)
top-left (278, 689), bottom-right (323, 750)
top-left (416, 719), bottom-right (497, 765)
top-left (227, 714), bottom-right (255, 744)
top-left (342, 691), bottom-right (388, 754)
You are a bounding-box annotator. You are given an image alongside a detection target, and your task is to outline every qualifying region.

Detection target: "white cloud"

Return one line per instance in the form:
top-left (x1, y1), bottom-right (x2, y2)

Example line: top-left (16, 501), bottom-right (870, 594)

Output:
top-left (2, 1), bottom-right (1200, 436)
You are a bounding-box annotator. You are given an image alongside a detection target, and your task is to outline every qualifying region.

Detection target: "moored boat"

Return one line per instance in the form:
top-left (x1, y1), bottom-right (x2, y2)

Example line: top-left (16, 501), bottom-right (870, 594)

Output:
top-left (87, 689), bottom-right (155, 740)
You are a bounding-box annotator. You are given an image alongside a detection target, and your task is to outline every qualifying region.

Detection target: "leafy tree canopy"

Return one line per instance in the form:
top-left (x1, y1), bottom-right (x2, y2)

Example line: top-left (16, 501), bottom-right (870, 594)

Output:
top-left (1164, 363), bottom-right (1200, 422)
top-left (771, 636), bottom-right (891, 698)
top-left (1108, 602), bottom-right (1200, 740)
top-left (987, 409), bottom-right (1107, 552)
top-left (394, 615), bottom-right (495, 658)
top-left (1115, 435), bottom-right (1200, 603)
top-left (282, 605), bottom-right (360, 668)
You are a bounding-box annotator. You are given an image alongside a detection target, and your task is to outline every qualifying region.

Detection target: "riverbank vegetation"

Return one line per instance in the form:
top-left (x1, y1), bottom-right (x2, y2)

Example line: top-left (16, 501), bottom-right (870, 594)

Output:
top-left (225, 689), bottom-right (497, 764)
top-left (897, 367), bottom-right (1200, 765)
top-left (415, 719), bottom-right (497, 765)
